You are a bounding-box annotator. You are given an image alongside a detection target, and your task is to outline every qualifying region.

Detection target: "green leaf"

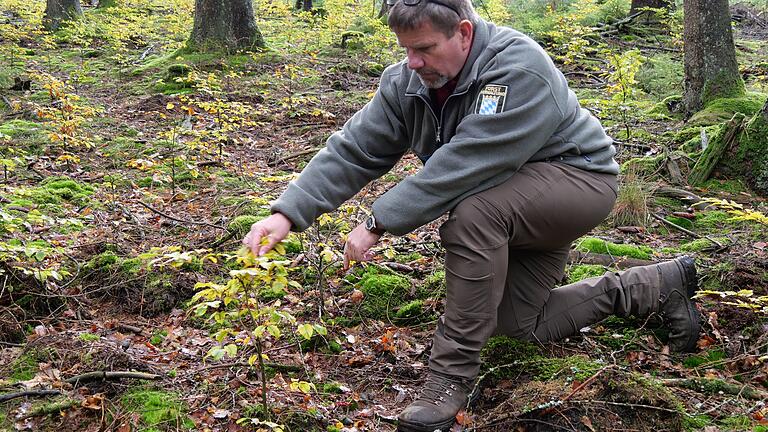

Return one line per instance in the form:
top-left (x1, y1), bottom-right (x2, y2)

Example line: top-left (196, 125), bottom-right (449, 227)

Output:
top-left (312, 324), bottom-right (327, 336)
top-left (267, 325), bottom-right (281, 339)
top-left (34, 250), bottom-right (47, 261)
top-left (224, 343), bottom-right (238, 358)
top-left (206, 346), bottom-right (225, 361)
top-left (297, 323), bottom-right (314, 340)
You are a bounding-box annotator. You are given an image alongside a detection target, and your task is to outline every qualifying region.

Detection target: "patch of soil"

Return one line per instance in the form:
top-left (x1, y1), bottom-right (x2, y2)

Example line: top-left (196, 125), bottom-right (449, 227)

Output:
top-left (733, 3), bottom-right (768, 40)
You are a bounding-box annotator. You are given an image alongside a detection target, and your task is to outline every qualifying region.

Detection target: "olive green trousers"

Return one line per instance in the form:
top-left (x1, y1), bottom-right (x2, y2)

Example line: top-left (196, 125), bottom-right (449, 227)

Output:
top-left (430, 162), bottom-right (663, 379)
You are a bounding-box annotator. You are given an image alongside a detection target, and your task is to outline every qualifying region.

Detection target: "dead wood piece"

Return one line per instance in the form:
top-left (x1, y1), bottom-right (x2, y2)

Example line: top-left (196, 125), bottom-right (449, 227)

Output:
top-left (0, 389), bottom-right (62, 403)
top-left (653, 186), bottom-right (702, 204)
top-left (568, 250), bottom-right (654, 269)
top-left (115, 323), bottom-right (143, 334)
top-left (665, 156), bottom-right (685, 185)
top-left (65, 371), bottom-right (161, 386)
top-left (688, 114), bottom-right (746, 185)
top-left (381, 262), bottom-right (415, 273)
top-left (19, 399), bottom-right (79, 419)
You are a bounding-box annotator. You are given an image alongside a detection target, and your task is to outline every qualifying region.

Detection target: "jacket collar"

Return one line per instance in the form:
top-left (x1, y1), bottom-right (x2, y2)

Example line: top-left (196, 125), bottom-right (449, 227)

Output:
top-left (404, 19), bottom-right (491, 97)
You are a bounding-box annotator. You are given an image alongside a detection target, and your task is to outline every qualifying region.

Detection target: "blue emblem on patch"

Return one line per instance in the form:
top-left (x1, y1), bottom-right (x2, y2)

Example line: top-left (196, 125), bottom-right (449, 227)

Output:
top-left (475, 84), bottom-right (508, 115)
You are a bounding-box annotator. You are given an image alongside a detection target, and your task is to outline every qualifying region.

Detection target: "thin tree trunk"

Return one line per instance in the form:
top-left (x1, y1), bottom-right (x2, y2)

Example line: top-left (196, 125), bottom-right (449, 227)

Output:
top-left (683, 0), bottom-right (745, 115)
top-left (630, 0), bottom-right (673, 15)
top-left (44, 0), bottom-right (83, 31)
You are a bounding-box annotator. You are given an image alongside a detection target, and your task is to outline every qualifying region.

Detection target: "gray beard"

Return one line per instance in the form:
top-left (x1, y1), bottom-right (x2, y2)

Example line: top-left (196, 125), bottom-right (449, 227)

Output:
top-left (418, 73), bottom-right (451, 89)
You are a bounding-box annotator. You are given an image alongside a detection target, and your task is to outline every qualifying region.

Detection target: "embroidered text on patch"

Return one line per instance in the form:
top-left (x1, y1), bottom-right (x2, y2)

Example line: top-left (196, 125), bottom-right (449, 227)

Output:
top-left (475, 84), bottom-right (508, 115)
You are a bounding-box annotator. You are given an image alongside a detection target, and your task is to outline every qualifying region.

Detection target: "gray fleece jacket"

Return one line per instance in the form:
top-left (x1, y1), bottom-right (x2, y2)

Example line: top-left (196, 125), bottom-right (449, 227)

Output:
top-left (272, 19), bottom-right (619, 236)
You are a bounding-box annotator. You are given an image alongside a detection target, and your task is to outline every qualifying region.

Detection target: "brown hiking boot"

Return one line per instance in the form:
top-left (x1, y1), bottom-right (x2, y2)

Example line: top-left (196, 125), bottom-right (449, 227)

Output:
top-left (397, 370), bottom-right (476, 432)
top-left (658, 256), bottom-right (701, 352)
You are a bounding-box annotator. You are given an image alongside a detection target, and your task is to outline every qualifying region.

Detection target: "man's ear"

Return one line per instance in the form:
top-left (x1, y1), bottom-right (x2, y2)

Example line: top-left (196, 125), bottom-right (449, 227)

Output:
top-left (458, 20), bottom-right (473, 49)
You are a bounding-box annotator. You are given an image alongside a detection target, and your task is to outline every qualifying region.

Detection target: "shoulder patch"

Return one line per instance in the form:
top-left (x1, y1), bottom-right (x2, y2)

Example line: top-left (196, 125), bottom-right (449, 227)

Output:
top-left (475, 84), bottom-right (508, 115)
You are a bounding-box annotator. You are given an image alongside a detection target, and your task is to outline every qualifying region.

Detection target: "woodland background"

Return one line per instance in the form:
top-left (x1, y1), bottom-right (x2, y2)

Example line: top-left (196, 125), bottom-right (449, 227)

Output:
top-left (1, 0), bottom-right (768, 431)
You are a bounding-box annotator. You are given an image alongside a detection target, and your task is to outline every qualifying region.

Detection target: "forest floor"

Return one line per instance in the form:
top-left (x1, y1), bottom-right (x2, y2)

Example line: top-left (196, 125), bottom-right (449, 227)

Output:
top-left (1, 1), bottom-right (768, 431)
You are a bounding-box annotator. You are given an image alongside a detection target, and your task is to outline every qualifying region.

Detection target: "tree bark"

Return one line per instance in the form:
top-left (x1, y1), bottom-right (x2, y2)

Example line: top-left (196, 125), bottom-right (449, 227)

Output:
top-left (43, 0), bottom-right (83, 31)
top-left (683, 0), bottom-right (745, 115)
top-left (630, 0), bottom-right (674, 15)
top-left (190, 0), bottom-right (264, 51)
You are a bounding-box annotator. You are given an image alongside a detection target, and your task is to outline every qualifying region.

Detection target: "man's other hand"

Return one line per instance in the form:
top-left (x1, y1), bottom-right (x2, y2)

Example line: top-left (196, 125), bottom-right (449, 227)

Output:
top-left (242, 213), bottom-right (292, 256)
top-left (343, 223), bottom-right (382, 270)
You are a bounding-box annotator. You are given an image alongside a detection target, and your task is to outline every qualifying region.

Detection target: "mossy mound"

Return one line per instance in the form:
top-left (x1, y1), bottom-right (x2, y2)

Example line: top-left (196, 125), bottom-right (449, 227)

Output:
top-left (575, 237), bottom-right (653, 260)
top-left (566, 264), bottom-right (606, 284)
top-left (358, 272), bottom-right (411, 321)
top-left (0, 119), bottom-right (42, 139)
top-left (481, 336), bottom-right (604, 382)
top-left (688, 93), bottom-right (767, 126)
top-left (121, 388), bottom-right (194, 430)
top-left (620, 153), bottom-right (664, 177)
top-left (228, 215), bottom-right (260, 237)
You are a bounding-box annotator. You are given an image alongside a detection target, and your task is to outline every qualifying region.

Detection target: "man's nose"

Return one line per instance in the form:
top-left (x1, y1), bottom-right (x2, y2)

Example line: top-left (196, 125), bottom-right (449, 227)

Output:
top-left (406, 50), bottom-right (424, 70)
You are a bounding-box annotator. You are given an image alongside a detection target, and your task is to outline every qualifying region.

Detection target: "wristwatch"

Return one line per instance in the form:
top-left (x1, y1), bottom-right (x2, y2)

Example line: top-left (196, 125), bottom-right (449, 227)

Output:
top-left (364, 214), bottom-right (386, 235)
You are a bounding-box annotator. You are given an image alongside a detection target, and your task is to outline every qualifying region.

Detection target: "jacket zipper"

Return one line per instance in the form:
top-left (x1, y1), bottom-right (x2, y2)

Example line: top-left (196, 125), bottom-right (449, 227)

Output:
top-left (414, 81), bottom-right (474, 147)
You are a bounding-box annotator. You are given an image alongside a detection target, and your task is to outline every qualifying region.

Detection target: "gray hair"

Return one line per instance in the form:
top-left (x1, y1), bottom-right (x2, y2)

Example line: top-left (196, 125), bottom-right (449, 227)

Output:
top-left (387, 0), bottom-right (480, 37)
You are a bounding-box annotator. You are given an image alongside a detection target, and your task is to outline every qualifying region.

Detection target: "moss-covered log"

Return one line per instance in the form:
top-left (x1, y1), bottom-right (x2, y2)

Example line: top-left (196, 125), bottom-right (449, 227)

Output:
top-left (689, 101), bottom-right (768, 196)
top-left (688, 114), bottom-right (745, 185)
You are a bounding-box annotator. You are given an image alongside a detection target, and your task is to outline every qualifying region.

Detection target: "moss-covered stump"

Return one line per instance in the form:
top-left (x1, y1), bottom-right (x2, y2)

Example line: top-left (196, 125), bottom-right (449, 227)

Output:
top-left (687, 93), bottom-right (767, 126)
top-left (690, 100), bottom-right (768, 195)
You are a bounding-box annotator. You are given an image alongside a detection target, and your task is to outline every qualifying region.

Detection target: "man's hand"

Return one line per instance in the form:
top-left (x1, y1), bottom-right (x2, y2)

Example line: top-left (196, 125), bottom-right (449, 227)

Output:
top-left (242, 213), bottom-right (292, 256)
top-left (343, 223), bottom-right (382, 270)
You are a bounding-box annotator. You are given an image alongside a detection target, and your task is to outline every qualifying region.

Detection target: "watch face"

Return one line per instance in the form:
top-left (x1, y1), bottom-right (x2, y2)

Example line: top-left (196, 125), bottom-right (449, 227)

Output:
top-left (365, 216), bottom-right (375, 231)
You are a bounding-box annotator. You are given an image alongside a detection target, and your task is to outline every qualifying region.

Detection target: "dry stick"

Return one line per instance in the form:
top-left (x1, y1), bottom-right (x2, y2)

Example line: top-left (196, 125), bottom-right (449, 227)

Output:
top-left (268, 146), bottom-right (323, 167)
top-left (0, 389), bottom-right (62, 403)
top-left (651, 213), bottom-right (724, 250)
top-left (138, 201), bottom-right (227, 231)
top-left (560, 365), bottom-right (613, 402)
top-left (65, 371), bottom-right (161, 387)
top-left (569, 399), bottom-right (680, 413)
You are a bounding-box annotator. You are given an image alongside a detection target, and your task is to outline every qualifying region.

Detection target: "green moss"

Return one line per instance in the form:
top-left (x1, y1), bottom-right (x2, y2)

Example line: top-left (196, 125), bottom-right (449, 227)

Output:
top-left (575, 237), bottom-right (652, 260)
top-left (417, 270), bottom-right (445, 298)
top-left (688, 92), bottom-right (766, 126)
top-left (718, 415), bottom-right (753, 429)
top-left (480, 336), bottom-right (603, 382)
top-left (0, 119), bottom-right (42, 138)
top-left (620, 154), bottom-right (664, 177)
top-left (86, 251), bottom-right (119, 270)
top-left (736, 104), bottom-right (768, 194)
top-left (227, 215), bottom-right (260, 237)
top-left (358, 272), bottom-right (411, 320)
top-left (120, 257), bottom-right (144, 274)
top-left (683, 350), bottom-right (726, 369)
top-left (665, 216), bottom-right (694, 230)
top-left (682, 414), bottom-right (711, 430)
top-left (533, 355), bottom-right (603, 381)
top-left (10, 351), bottom-right (40, 381)
top-left (20, 177), bottom-right (96, 209)
top-left (321, 382), bottom-right (344, 394)
top-left (636, 54), bottom-right (684, 99)
top-left (679, 237), bottom-right (729, 252)
top-left (78, 332), bottom-right (100, 342)
top-left (393, 300), bottom-right (434, 324)
top-left (394, 251), bottom-right (422, 264)
top-left (149, 330), bottom-right (167, 346)
top-left (698, 179), bottom-right (748, 194)
top-left (121, 388), bottom-right (193, 429)
top-left (566, 264), bottom-right (606, 284)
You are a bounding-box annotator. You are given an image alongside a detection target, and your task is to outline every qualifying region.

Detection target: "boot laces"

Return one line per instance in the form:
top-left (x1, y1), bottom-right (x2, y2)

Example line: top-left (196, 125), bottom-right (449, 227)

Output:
top-left (420, 374), bottom-right (466, 407)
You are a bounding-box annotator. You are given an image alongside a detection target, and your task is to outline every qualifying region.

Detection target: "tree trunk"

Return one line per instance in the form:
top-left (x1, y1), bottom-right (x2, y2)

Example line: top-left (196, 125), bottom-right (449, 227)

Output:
top-left (630, 0), bottom-right (674, 15)
top-left (294, 0), bottom-right (312, 11)
top-left (190, 0), bottom-right (264, 51)
top-left (43, 0), bottom-right (83, 31)
top-left (683, 0), bottom-right (745, 115)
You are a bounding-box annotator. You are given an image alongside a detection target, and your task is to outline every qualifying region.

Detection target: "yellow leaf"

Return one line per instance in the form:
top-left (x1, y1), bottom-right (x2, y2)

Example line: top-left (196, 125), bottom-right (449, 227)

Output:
top-left (166, 103), bottom-right (175, 110)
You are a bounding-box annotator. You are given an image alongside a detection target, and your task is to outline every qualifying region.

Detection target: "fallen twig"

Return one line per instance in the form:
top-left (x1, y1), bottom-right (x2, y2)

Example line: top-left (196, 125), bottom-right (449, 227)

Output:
top-left (268, 146), bottom-right (323, 167)
top-left (651, 213), bottom-right (725, 250)
top-left (0, 389), bottom-right (62, 403)
top-left (65, 371), bottom-right (161, 387)
top-left (138, 201), bottom-right (227, 231)
top-left (567, 250), bottom-right (654, 269)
